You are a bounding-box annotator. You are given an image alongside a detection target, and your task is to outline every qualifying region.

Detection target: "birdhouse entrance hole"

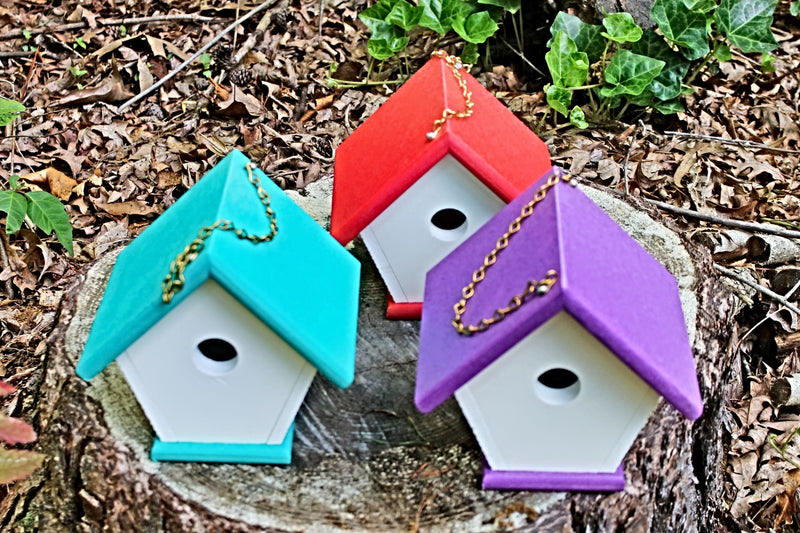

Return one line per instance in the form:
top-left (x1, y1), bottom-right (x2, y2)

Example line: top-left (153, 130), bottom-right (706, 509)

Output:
top-left (430, 208), bottom-right (467, 241)
top-left (534, 368), bottom-right (580, 405)
top-left (194, 338), bottom-right (238, 376)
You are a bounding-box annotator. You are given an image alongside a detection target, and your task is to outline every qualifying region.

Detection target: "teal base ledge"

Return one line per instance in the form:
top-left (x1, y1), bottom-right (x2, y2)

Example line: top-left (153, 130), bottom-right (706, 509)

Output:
top-left (150, 424), bottom-right (294, 464)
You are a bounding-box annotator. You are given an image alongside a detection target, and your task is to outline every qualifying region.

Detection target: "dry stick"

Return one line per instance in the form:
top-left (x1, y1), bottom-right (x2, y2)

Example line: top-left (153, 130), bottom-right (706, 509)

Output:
top-left (498, 36), bottom-right (546, 77)
top-left (714, 264), bottom-right (800, 318)
top-left (0, 232), bottom-right (15, 299)
top-left (622, 121), bottom-right (645, 197)
top-left (0, 51), bottom-right (36, 59)
top-left (649, 199), bottom-right (800, 240)
top-left (231, 0), bottom-right (286, 66)
top-left (0, 14), bottom-right (219, 41)
top-left (665, 130), bottom-right (800, 155)
top-left (118, 0), bottom-right (281, 112)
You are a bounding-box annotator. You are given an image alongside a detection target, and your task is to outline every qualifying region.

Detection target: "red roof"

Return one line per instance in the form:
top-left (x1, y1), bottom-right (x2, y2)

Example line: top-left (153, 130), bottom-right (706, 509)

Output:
top-left (331, 56), bottom-right (552, 244)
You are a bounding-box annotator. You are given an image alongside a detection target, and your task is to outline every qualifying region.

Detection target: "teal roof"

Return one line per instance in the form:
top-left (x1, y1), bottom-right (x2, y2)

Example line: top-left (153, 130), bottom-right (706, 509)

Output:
top-left (76, 150), bottom-right (360, 388)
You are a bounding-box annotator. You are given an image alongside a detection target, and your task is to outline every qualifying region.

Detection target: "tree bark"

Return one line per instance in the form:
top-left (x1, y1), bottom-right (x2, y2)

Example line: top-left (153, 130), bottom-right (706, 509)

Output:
top-left (0, 185), bottom-right (738, 532)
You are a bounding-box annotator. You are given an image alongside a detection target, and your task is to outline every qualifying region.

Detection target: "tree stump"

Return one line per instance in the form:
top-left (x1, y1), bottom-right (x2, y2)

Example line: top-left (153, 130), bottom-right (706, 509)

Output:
top-left (0, 181), bottom-right (737, 532)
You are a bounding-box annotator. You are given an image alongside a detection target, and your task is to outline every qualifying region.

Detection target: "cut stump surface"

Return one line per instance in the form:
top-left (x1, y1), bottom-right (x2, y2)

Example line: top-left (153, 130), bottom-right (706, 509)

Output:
top-left (1, 181), bottom-right (736, 533)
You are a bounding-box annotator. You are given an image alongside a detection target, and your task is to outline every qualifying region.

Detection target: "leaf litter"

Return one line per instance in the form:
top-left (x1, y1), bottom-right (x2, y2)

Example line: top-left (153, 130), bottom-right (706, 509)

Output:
top-left (0, 0), bottom-right (799, 529)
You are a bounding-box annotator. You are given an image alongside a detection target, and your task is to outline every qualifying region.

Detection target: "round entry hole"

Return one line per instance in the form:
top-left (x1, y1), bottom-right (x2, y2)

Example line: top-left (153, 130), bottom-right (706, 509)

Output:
top-left (534, 368), bottom-right (580, 405)
top-left (195, 338), bottom-right (238, 375)
top-left (430, 208), bottom-right (468, 241)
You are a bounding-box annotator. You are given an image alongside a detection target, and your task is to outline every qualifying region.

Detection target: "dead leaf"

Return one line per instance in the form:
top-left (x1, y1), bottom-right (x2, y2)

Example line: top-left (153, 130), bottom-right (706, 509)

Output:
top-left (774, 469), bottom-right (800, 528)
top-left (57, 61), bottom-right (133, 105)
top-left (96, 201), bottom-right (159, 217)
top-left (18, 167), bottom-right (77, 201)
top-left (137, 56), bottom-right (154, 93)
top-left (216, 88), bottom-right (266, 118)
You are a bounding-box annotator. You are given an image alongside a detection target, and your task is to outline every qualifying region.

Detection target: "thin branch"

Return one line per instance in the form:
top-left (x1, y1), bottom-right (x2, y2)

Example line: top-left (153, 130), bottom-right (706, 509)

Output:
top-left (665, 131), bottom-right (800, 154)
top-left (498, 36), bottom-right (546, 77)
top-left (622, 121), bottom-right (644, 197)
top-left (118, 0), bottom-right (281, 112)
top-left (231, 0), bottom-right (287, 66)
top-left (649, 199), bottom-right (800, 240)
top-left (0, 232), bottom-right (16, 299)
top-left (714, 264), bottom-right (800, 318)
top-left (0, 14), bottom-right (219, 41)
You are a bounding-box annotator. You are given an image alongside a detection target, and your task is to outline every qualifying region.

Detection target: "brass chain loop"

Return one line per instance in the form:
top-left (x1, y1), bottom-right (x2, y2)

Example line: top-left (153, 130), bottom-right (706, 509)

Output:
top-left (452, 173), bottom-right (577, 336)
top-left (161, 161), bottom-right (278, 304)
top-left (427, 50), bottom-right (474, 141)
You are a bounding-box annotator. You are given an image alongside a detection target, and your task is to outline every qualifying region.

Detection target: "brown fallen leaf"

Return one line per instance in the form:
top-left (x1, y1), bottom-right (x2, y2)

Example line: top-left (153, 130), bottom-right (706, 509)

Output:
top-left (96, 201), bottom-right (159, 217)
top-left (774, 469), bottom-right (800, 528)
top-left (56, 61), bottom-right (133, 106)
top-left (18, 167), bottom-right (78, 201)
top-left (216, 88), bottom-right (266, 118)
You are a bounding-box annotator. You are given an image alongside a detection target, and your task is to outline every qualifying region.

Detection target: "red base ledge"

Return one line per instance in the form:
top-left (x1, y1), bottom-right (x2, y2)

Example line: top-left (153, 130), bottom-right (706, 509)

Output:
top-left (386, 294), bottom-right (422, 320)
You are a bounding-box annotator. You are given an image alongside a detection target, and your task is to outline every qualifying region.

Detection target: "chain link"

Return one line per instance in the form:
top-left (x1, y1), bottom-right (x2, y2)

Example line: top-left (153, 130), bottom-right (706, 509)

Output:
top-left (161, 161), bottom-right (278, 304)
top-left (427, 50), bottom-right (474, 141)
top-left (452, 173), bottom-right (577, 336)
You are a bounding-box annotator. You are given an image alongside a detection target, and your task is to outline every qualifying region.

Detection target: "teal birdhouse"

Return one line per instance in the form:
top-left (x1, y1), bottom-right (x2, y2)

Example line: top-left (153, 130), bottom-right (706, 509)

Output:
top-left (76, 150), bottom-right (360, 464)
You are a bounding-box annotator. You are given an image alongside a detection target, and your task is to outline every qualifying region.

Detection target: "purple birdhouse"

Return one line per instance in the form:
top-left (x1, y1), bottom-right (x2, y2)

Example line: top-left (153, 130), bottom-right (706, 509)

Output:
top-left (415, 166), bottom-right (702, 491)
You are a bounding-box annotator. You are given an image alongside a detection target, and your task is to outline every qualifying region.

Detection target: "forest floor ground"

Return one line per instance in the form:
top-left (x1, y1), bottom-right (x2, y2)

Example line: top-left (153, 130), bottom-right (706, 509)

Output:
top-left (1, 0), bottom-right (800, 530)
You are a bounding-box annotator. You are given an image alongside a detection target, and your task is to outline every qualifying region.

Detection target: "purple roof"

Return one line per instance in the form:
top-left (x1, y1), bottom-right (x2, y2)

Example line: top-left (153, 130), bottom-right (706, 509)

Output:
top-left (415, 167), bottom-right (703, 420)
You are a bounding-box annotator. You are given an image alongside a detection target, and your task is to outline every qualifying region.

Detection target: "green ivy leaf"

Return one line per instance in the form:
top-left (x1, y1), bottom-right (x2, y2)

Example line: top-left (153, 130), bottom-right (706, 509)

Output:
top-left (791, 1), bottom-right (800, 16)
top-left (653, 98), bottom-right (685, 114)
top-left (625, 89), bottom-right (656, 107)
top-left (569, 106), bottom-right (589, 128)
top-left (631, 30), bottom-right (690, 101)
top-left (651, 0), bottom-right (710, 60)
top-left (419, 0), bottom-right (471, 34)
top-left (601, 49), bottom-right (665, 97)
top-left (360, 0), bottom-right (402, 38)
top-left (0, 98), bottom-right (25, 127)
top-left (546, 84), bottom-right (572, 116)
top-left (0, 447), bottom-right (44, 484)
top-left (716, 0), bottom-right (778, 53)
top-left (545, 31), bottom-right (589, 88)
top-left (477, 0), bottom-right (522, 13)
top-left (601, 12), bottom-right (643, 43)
top-left (24, 191), bottom-right (74, 256)
top-left (715, 44), bottom-right (733, 61)
top-left (461, 42), bottom-right (480, 64)
top-left (452, 10), bottom-right (499, 43)
top-left (682, 0), bottom-right (717, 12)
top-left (386, 1), bottom-right (425, 30)
top-left (761, 53), bottom-right (775, 72)
top-left (8, 175), bottom-right (20, 190)
top-left (0, 190), bottom-right (27, 234)
top-left (549, 12), bottom-right (606, 62)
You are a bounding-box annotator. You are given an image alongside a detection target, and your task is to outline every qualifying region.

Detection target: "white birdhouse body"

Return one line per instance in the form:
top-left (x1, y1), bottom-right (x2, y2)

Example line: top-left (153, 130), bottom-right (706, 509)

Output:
top-left (116, 280), bottom-right (316, 445)
top-left (360, 154), bottom-right (504, 304)
top-left (454, 311), bottom-right (660, 473)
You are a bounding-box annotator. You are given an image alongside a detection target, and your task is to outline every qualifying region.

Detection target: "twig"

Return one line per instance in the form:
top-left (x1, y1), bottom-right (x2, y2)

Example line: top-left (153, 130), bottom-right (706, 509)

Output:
top-left (0, 51), bottom-right (36, 59)
top-left (0, 232), bottom-right (15, 299)
top-left (231, 0), bottom-right (287, 66)
top-left (0, 14), bottom-right (219, 41)
top-left (498, 36), bottom-right (545, 77)
top-left (118, 0), bottom-right (281, 112)
top-left (622, 121), bottom-right (644, 197)
top-left (714, 265), bottom-right (800, 318)
top-left (649, 199), bottom-right (800, 240)
top-left (665, 131), bottom-right (800, 154)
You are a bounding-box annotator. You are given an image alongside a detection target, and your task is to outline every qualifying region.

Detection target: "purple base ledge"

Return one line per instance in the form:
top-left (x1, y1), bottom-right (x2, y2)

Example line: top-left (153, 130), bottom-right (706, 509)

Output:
top-left (482, 464), bottom-right (626, 492)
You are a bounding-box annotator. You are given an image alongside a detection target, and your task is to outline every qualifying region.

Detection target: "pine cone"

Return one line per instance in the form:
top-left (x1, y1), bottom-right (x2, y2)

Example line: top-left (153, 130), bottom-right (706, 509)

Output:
top-left (228, 68), bottom-right (253, 87)
top-left (272, 9), bottom-right (290, 32)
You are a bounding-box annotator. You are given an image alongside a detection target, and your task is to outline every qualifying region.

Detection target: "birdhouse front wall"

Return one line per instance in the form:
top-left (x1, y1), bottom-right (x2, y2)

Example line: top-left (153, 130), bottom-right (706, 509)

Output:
top-left (454, 311), bottom-right (660, 473)
top-left (115, 279), bottom-right (317, 445)
top-left (360, 154), bottom-right (505, 303)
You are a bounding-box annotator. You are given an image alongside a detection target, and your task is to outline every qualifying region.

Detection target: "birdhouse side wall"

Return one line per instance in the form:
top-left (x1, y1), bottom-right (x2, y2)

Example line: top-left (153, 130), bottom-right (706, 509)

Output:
top-left (360, 154), bottom-right (504, 303)
top-left (116, 280), bottom-right (317, 445)
top-left (454, 311), bottom-right (660, 473)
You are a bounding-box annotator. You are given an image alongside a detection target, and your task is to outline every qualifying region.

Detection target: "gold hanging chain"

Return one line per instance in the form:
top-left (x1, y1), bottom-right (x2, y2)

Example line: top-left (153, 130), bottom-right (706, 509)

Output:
top-left (452, 173), bottom-right (578, 336)
top-left (427, 50), bottom-right (474, 141)
top-left (161, 161), bottom-right (278, 304)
